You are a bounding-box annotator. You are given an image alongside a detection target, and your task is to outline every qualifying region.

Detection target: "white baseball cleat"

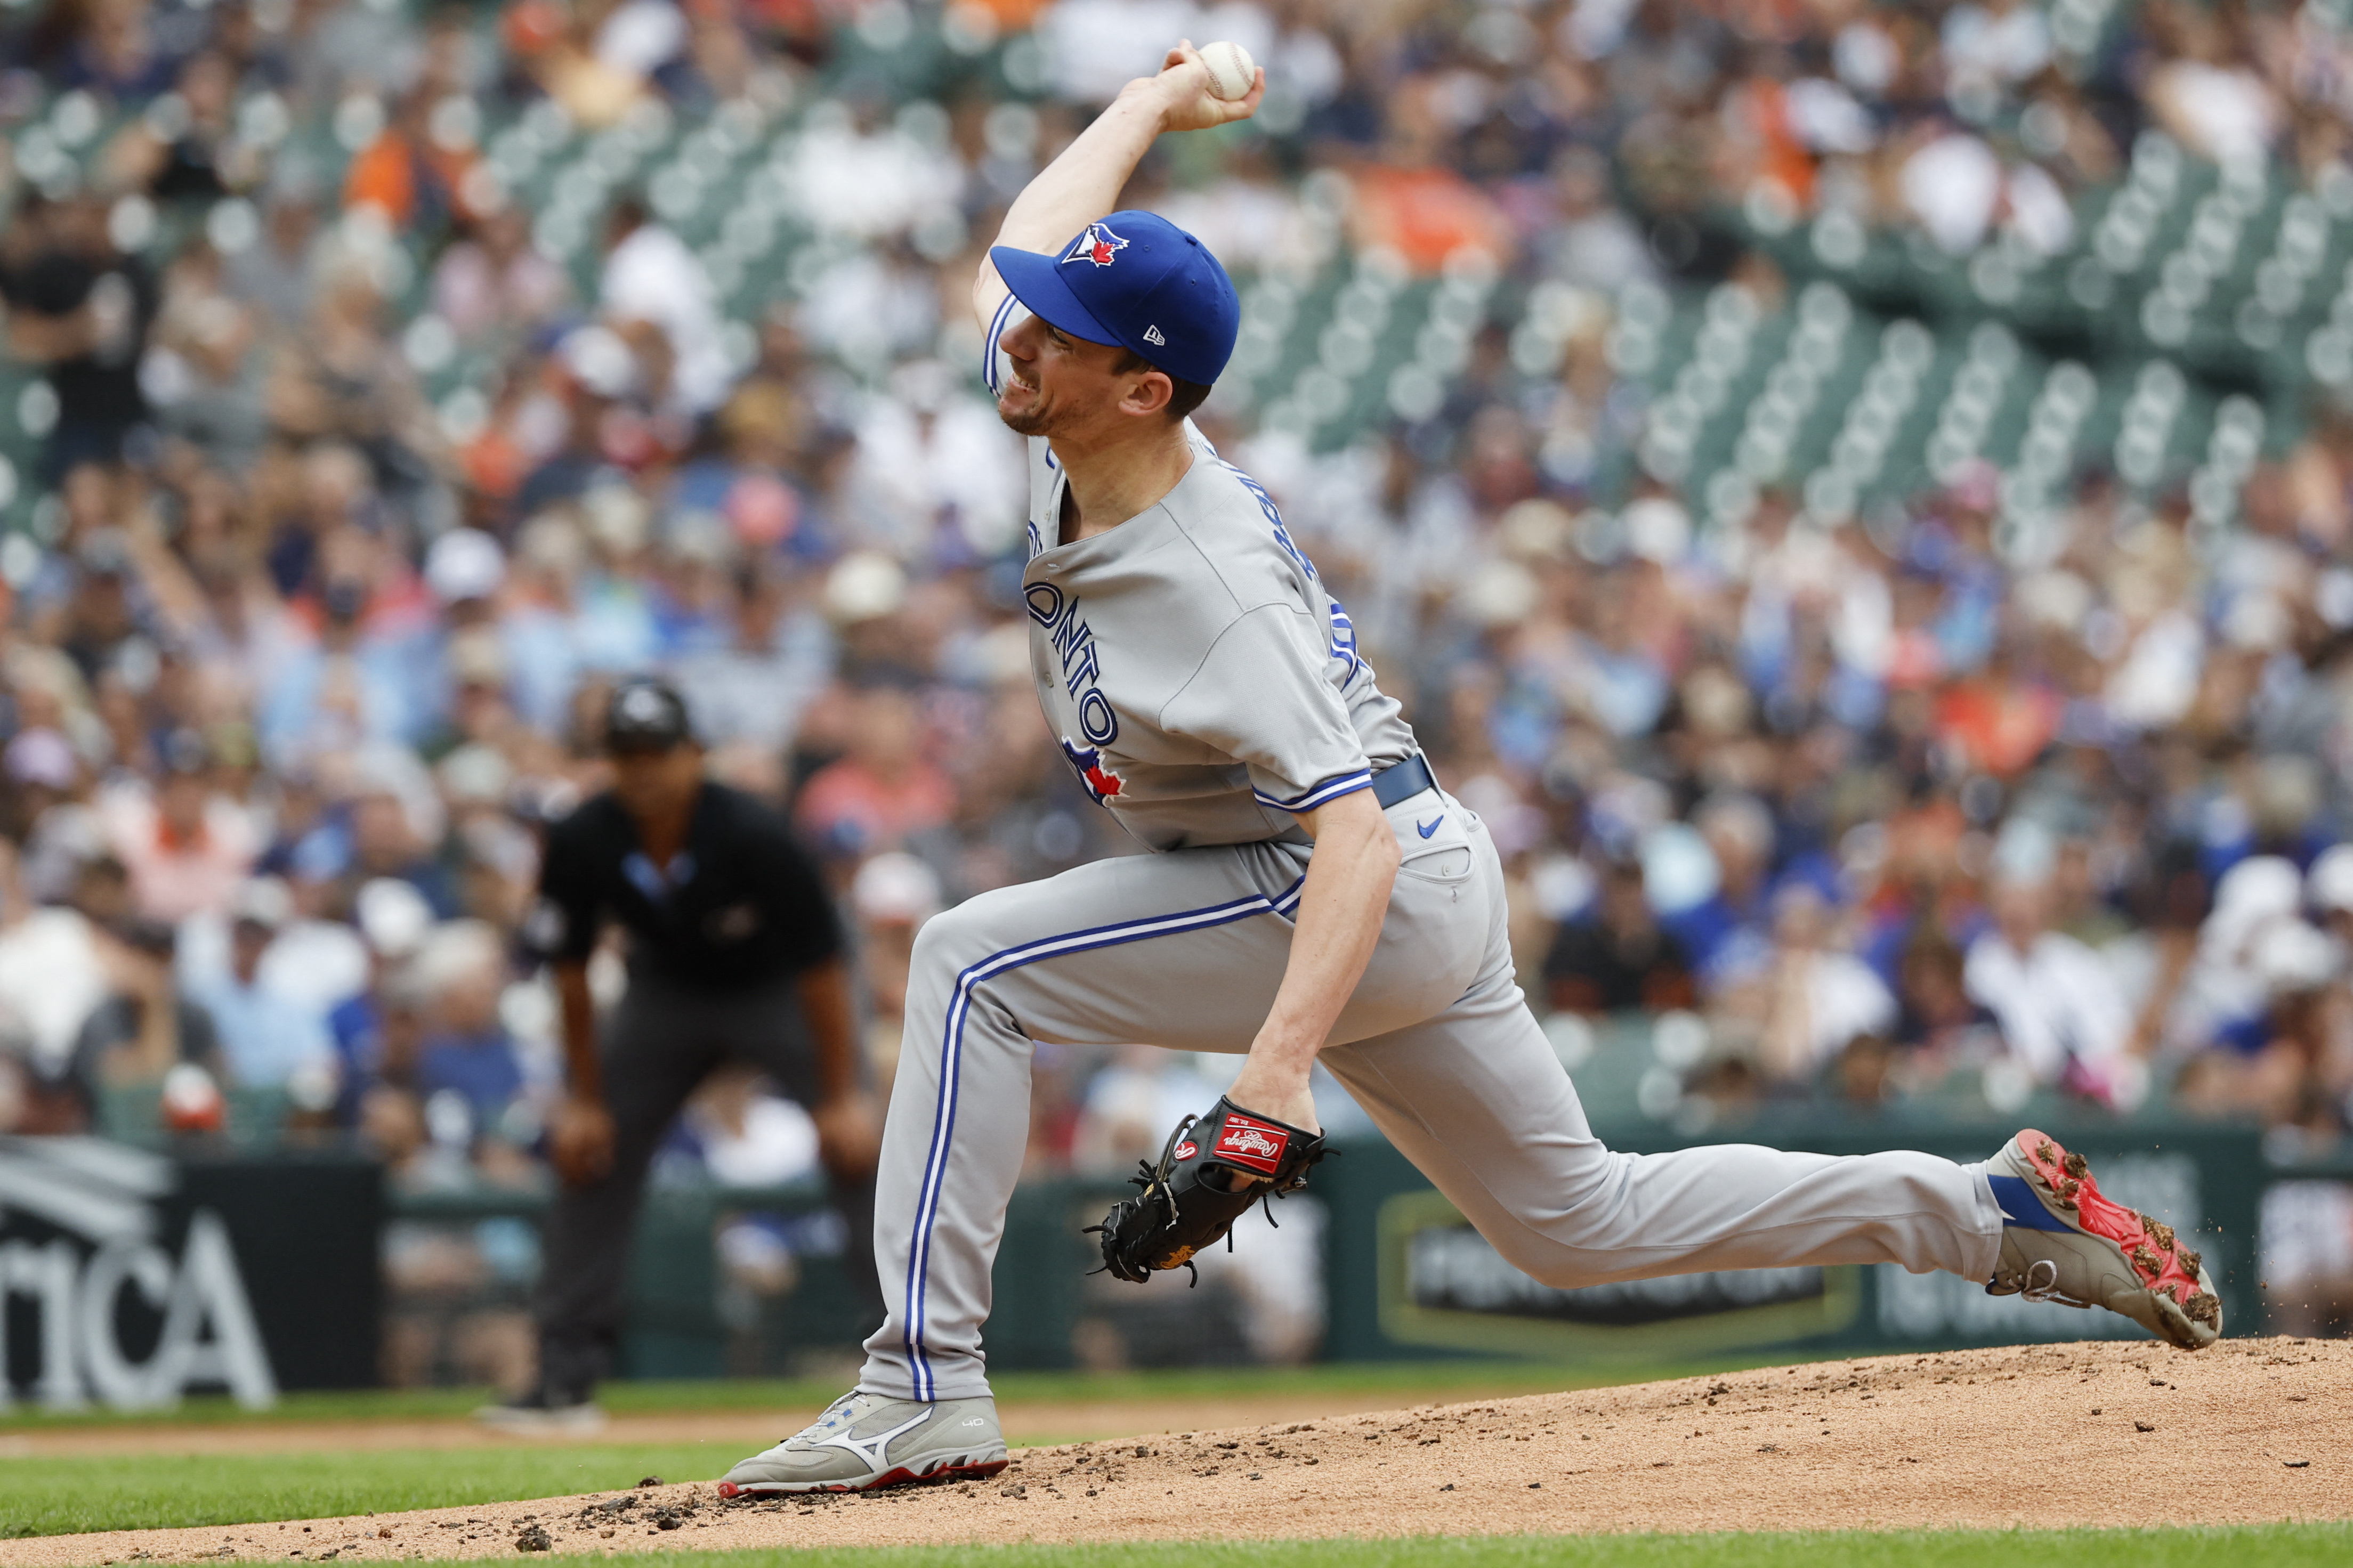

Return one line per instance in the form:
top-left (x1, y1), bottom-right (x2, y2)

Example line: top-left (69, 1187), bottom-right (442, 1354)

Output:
top-left (1985, 1128), bottom-right (2222, 1350)
top-left (716, 1391), bottom-right (1008, 1496)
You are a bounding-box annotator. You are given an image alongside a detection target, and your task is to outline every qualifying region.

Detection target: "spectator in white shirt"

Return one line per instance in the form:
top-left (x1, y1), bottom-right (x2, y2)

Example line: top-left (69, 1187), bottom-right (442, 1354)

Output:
top-left (1964, 870), bottom-right (2133, 1084)
top-left (1753, 883), bottom-right (1897, 1085)
top-left (185, 878), bottom-right (336, 1090)
top-left (599, 198), bottom-right (731, 418)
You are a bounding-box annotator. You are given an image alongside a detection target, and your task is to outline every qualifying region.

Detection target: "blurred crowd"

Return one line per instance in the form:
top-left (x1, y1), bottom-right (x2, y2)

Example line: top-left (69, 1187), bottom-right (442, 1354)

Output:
top-left (1, 0), bottom-right (2352, 1284)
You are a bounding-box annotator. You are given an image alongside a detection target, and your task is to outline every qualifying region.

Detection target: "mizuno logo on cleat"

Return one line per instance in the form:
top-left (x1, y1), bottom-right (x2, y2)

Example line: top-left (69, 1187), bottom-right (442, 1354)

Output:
top-left (808, 1409), bottom-right (931, 1473)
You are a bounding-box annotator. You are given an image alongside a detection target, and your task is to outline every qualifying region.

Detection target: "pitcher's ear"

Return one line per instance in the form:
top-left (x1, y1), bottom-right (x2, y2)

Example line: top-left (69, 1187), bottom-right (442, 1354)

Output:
top-left (1121, 366), bottom-right (1175, 420)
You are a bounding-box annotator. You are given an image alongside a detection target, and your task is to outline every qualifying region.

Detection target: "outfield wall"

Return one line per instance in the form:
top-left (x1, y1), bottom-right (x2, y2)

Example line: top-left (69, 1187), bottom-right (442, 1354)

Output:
top-left (0, 1120), bottom-right (2316, 1407)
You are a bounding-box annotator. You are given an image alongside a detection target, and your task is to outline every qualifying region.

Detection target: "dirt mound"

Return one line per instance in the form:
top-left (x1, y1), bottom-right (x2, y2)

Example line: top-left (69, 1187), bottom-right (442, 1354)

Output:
top-left (0, 1378), bottom-right (1575, 1460)
top-left (6, 1338), bottom-right (2343, 1561)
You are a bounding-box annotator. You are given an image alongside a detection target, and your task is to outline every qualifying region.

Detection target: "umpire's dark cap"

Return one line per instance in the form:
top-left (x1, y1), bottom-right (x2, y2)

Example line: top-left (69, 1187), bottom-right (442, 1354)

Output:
top-left (604, 678), bottom-right (694, 754)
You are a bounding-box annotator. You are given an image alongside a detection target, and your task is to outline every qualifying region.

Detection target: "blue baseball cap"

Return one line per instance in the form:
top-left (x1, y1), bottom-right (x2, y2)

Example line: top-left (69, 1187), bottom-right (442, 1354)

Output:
top-left (990, 210), bottom-right (1239, 387)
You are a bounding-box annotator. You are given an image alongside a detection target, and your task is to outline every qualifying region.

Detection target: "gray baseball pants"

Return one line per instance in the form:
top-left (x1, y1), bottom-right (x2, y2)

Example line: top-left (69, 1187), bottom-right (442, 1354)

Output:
top-left (858, 790), bottom-right (2004, 1401)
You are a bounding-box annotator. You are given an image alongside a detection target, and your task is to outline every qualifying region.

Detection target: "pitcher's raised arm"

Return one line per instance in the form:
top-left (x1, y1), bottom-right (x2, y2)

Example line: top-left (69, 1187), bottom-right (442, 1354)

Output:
top-left (970, 40), bottom-right (1262, 335)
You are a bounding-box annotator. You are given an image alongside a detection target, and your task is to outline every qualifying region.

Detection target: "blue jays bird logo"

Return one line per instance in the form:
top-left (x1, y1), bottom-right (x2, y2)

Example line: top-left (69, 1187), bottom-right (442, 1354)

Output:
top-left (1064, 222), bottom-right (1127, 267)
top-left (1058, 737), bottom-right (1124, 804)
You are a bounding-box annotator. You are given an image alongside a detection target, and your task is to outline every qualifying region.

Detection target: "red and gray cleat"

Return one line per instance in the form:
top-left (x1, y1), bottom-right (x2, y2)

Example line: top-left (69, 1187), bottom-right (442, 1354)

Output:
top-left (1985, 1129), bottom-right (2222, 1350)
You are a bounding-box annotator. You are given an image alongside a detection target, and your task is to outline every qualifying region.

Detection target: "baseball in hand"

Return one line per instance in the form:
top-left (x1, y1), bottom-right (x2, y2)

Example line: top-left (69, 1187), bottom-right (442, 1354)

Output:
top-left (1200, 40), bottom-right (1256, 102)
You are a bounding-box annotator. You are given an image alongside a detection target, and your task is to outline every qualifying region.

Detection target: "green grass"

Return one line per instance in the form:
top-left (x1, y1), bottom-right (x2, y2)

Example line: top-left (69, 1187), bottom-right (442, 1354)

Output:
top-left (0, 1356), bottom-right (1791, 1434)
top-left (0, 1355), bottom-right (1814, 1539)
top-left (0, 1359), bottom-right (1763, 1539)
top-left (13, 1359), bottom-right (2327, 1557)
top-left (0, 1379), bottom-right (819, 1429)
top-left (0, 1447), bottom-right (739, 1538)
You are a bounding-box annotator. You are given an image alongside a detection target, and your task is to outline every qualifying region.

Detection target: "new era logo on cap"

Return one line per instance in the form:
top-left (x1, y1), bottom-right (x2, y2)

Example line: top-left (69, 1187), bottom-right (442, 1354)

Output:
top-left (1143, 324), bottom-right (1166, 346)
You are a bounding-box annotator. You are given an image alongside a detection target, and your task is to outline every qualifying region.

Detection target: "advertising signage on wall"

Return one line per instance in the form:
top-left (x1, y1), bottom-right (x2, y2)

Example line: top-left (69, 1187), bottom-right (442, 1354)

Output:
top-left (1320, 1124), bottom-right (2263, 1364)
top-left (0, 1138), bottom-right (382, 1410)
top-left (1376, 1187), bottom-right (1865, 1362)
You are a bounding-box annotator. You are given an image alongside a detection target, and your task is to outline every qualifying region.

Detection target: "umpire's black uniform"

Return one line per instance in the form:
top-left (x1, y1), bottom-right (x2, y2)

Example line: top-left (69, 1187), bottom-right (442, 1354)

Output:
top-left (524, 749), bottom-right (876, 1405)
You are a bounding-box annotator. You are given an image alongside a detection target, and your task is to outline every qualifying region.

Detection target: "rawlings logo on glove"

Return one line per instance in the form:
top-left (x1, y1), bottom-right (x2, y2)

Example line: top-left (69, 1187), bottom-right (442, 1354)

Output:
top-left (1215, 1118), bottom-right (1289, 1172)
top-left (1084, 1097), bottom-right (1333, 1286)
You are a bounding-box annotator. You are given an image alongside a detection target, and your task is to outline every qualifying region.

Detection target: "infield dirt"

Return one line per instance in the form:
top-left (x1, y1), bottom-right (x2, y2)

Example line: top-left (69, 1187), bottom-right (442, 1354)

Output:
top-left (0, 1393), bottom-right (1462, 1460)
top-left (3, 1337), bottom-right (2343, 1560)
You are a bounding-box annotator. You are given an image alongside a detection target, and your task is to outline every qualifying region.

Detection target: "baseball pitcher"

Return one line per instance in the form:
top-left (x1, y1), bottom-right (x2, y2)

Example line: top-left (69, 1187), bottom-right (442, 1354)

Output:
top-left (718, 42), bottom-right (2220, 1497)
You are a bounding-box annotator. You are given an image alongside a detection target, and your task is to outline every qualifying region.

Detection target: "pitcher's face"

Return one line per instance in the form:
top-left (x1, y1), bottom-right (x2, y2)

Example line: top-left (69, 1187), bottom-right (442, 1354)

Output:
top-left (995, 312), bottom-right (1169, 441)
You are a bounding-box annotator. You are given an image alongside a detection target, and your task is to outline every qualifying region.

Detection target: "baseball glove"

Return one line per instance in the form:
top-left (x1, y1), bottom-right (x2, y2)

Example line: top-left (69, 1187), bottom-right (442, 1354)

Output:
top-left (1086, 1096), bottom-right (1332, 1285)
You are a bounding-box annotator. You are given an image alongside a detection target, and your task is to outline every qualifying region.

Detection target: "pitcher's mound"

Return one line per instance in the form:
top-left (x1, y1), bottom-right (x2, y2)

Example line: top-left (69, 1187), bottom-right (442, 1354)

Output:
top-left (6, 1337), bottom-right (2344, 1562)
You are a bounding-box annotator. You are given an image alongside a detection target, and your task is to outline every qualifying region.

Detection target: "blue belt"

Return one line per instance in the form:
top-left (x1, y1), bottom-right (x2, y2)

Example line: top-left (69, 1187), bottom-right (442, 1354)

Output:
top-left (1370, 753), bottom-right (1438, 809)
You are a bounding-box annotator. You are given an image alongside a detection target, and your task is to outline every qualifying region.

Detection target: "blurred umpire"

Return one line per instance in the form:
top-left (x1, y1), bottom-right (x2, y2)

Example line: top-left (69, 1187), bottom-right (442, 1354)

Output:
top-left (484, 678), bottom-right (883, 1429)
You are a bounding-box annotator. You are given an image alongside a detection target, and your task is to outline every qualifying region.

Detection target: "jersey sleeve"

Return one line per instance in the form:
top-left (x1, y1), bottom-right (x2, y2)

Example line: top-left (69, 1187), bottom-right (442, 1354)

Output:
top-left (529, 812), bottom-right (603, 965)
top-left (1158, 603), bottom-right (1372, 814)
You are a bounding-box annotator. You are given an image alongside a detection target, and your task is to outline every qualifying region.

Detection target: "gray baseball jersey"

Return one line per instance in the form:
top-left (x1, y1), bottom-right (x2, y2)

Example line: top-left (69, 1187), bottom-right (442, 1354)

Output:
top-left (990, 302), bottom-right (1417, 851)
top-left (850, 294), bottom-right (2008, 1404)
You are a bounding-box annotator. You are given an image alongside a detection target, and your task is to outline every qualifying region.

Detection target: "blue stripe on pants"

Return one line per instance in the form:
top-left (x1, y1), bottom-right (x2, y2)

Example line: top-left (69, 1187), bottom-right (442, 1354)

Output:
top-left (901, 874), bottom-right (1306, 1399)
